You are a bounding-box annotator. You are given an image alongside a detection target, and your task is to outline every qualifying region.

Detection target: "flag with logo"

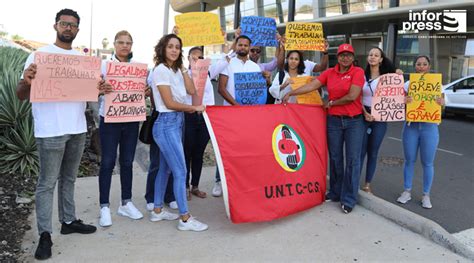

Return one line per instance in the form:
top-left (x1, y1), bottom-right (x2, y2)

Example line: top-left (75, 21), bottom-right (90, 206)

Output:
top-left (203, 104), bottom-right (327, 223)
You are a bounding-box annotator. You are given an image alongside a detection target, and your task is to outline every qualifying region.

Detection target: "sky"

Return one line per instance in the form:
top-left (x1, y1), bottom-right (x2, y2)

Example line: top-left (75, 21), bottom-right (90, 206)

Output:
top-left (1, 0), bottom-right (179, 66)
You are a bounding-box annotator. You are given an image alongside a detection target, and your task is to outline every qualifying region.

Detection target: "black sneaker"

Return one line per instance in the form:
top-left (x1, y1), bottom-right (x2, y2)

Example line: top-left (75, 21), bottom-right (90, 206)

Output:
top-left (34, 232), bottom-right (53, 260)
top-left (325, 193), bottom-right (340, 202)
top-left (341, 204), bottom-right (353, 214)
top-left (60, 219), bottom-right (97, 235)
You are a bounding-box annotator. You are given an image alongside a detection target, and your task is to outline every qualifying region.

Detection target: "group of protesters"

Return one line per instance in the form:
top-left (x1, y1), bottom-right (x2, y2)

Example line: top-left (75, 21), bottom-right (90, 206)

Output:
top-left (16, 8), bottom-right (444, 260)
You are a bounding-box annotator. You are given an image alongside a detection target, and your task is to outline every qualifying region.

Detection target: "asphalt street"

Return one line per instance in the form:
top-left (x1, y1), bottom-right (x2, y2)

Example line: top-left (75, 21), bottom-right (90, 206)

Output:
top-left (363, 115), bottom-right (474, 233)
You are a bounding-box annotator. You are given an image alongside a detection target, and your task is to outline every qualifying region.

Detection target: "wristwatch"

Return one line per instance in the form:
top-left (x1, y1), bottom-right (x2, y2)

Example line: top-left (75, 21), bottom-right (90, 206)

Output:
top-left (328, 100), bottom-right (334, 107)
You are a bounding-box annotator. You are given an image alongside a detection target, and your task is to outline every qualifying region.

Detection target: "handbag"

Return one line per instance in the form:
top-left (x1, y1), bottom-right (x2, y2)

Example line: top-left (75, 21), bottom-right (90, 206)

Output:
top-left (139, 110), bottom-right (158, 144)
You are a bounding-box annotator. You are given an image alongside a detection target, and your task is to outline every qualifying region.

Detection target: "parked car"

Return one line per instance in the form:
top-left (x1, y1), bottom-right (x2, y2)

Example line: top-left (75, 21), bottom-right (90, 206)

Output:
top-left (442, 75), bottom-right (474, 117)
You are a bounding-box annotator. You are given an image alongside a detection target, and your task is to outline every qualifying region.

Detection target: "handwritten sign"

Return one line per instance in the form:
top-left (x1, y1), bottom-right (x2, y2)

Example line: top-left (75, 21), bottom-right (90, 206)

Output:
top-left (406, 73), bottom-right (442, 124)
top-left (289, 76), bottom-right (322, 105)
top-left (371, 74), bottom-right (406, 122)
top-left (104, 62), bottom-right (147, 123)
top-left (191, 59), bottom-right (211, 106)
top-left (285, 22), bottom-right (325, 51)
top-left (240, 16), bottom-right (277, 47)
top-left (175, 12), bottom-right (224, 47)
top-left (30, 52), bottom-right (101, 102)
top-left (234, 72), bottom-right (267, 105)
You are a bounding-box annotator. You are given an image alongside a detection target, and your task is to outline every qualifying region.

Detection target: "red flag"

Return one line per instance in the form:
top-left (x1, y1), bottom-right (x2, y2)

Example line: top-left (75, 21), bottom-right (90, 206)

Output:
top-left (204, 104), bottom-right (327, 223)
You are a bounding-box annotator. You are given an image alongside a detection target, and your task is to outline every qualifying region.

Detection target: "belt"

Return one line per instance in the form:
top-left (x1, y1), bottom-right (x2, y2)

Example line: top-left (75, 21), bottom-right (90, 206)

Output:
top-left (329, 114), bottom-right (363, 119)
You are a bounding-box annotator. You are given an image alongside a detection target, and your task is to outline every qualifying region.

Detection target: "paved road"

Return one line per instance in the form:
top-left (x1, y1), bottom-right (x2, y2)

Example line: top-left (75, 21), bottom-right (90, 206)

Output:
top-left (364, 115), bottom-right (474, 234)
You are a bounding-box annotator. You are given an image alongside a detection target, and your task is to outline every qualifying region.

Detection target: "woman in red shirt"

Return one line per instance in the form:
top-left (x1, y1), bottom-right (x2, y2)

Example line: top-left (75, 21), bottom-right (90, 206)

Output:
top-left (283, 44), bottom-right (365, 214)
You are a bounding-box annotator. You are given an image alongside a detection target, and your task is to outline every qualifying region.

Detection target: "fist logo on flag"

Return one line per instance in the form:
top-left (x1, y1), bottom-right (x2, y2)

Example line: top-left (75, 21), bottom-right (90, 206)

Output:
top-left (272, 124), bottom-right (306, 172)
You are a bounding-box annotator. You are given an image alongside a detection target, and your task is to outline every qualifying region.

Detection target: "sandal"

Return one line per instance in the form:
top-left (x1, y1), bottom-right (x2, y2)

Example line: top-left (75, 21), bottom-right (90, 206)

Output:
top-left (362, 183), bottom-right (372, 194)
top-left (191, 188), bottom-right (207, 198)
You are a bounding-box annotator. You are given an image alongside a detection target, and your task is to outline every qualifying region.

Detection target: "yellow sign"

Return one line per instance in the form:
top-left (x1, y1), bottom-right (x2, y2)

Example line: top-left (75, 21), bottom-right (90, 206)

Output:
top-left (285, 22), bottom-right (324, 51)
top-left (406, 73), bottom-right (442, 124)
top-left (290, 76), bottom-right (323, 105)
top-left (175, 12), bottom-right (224, 47)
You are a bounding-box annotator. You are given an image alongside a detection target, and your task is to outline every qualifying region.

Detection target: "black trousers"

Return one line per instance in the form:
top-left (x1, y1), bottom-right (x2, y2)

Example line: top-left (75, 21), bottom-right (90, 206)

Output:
top-left (184, 112), bottom-right (210, 188)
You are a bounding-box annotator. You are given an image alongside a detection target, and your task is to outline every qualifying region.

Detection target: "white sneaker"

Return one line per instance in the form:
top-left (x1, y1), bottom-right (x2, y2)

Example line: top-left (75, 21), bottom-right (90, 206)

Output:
top-left (168, 201), bottom-right (178, 210)
top-left (146, 203), bottom-right (154, 211)
top-left (99, 207), bottom-right (112, 227)
top-left (149, 209), bottom-right (179, 222)
top-left (421, 195), bottom-right (433, 209)
top-left (117, 202), bottom-right (143, 220)
top-left (396, 191), bottom-right (412, 204)
top-left (212, 182), bottom-right (222, 197)
top-left (177, 216), bottom-right (208, 232)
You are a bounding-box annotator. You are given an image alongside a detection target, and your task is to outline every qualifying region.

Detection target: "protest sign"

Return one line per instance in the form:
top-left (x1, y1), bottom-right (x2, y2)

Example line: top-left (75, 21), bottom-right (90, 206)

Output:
top-left (406, 73), bottom-right (442, 124)
top-left (284, 22), bottom-right (325, 51)
top-left (104, 62), bottom-right (147, 123)
top-left (234, 72), bottom-right (267, 105)
top-left (30, 52), bottom-right (101, 102)
top-left (175, 12), bottom-right (224, 47)
top-left (370, 73), bottom-right (406, 122)
top-left (289, 76), bottom-right (322, 105)
top-left (240, 16), bottom-right (277, 47)
top-left (191, 59), bottom-right (211, 106)
top-left (204, 104), bottom-right (327, 223)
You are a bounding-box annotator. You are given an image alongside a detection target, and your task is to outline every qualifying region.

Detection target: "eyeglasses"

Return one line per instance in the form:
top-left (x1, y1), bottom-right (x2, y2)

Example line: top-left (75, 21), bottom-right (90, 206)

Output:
top-left (250, 49), bottom-right (261, 54)
top-left (115, 41), bottom-right (133, 46)
top-left (338, 53), bottom-right (354, 58)
top-left (57, 21), bottom-right (78, 29)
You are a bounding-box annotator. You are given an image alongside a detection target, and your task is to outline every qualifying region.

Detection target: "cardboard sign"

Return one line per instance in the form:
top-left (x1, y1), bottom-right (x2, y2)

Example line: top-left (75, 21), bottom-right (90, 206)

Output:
top-left (406, 73), bottom-right (442, 124)
top-left (290, 76), bottom-right (323, 105)
top-left (240, 16), bottom-right (278, 47)
top-left (30, 52), bottom-right (101, 102)
top-left (191, 59), bottom-right (211, 106)
top-left (234, 72), bottom-right (267, 105)
top-left (104, 62), bottom-right (148, 123)
top-left (371, 74), bottom-right (406, 122)
top-left (175, 12), bottom-right (224, 47)
top-left (284, 22), bottom-right (325, 51)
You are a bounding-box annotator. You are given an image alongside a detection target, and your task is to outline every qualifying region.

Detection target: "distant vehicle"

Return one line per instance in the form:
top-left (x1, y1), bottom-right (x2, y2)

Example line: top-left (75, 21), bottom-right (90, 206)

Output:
top-left (442, 75), bottom-right (474, 117)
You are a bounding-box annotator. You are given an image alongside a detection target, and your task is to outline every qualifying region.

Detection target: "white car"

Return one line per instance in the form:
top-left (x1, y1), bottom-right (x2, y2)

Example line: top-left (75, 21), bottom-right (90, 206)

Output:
top-left (442, 75), bottom-right (474, 116)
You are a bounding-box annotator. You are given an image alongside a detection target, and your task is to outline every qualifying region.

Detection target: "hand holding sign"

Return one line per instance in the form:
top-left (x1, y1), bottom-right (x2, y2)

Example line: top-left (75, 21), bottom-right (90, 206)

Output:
top-left (406, 73), bottom-right (442, 124)
top-left (370, 73), bottom-right (406, 122)
top-left (234, 72), bottom-right (267, 105)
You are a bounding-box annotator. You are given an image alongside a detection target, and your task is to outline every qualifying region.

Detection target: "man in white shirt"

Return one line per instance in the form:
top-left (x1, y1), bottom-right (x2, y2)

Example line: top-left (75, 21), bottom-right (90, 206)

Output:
top-left (16, 8), bottom-right (96, 260)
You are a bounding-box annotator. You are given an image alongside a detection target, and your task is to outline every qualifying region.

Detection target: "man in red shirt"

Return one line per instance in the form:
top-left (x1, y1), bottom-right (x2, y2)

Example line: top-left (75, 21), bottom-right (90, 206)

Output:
top-left (283, 44), bottom-right (365, 214)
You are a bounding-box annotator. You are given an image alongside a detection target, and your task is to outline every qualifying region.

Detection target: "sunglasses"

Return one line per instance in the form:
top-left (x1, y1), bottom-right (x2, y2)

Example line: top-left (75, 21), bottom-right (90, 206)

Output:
top-left (250, 49), bottom-right (261, 54)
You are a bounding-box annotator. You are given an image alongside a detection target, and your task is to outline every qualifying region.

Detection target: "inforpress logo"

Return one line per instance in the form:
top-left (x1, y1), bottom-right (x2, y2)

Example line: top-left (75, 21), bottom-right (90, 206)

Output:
top-left (272, 124), bottom-right (306, 172)
top-left (402, 10), bottom-right (466, 33)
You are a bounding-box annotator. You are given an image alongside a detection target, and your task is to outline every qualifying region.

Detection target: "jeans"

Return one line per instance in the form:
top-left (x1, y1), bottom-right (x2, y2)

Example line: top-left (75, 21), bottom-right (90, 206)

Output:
top-left (402, 122), bottom-right (439, 194)
top-left (98, 117), bottom-right (139, 206)
top-left (326, 114), bottom-right (365, 208)
top-left (360, 118), bottom-right (387, 183)
top-left (153, 112), bottom-right (188, 215)
top-left (145, 139), bottom-right (175, 204)
top-left (35, 133), bottom-right (86, 234)
top-left (184, 112), bottom-right (210, 188)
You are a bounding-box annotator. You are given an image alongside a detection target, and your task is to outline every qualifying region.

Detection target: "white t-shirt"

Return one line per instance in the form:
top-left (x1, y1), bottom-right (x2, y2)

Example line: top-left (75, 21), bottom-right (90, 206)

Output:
top-left (184, 58), bottom-right (229, 106)
top-left (220, 57), bottom-right (261, 106)
top-left (269, 71), bottom-right (308, 104)
top-left (303, 60), bottom-right (317, 75)
top-left (362, 76), bottom-right (380, 107)
top-left (151, 64), bottom-right (187, 112)
top-left (22, 44), bottom-right (87, 138)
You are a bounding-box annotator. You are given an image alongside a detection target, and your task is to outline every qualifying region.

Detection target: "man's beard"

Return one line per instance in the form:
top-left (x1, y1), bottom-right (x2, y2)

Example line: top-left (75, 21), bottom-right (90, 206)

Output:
top-left (57, 32), bottom-right (75, 43)
top-left (236, 50), bottom-right (248, 57)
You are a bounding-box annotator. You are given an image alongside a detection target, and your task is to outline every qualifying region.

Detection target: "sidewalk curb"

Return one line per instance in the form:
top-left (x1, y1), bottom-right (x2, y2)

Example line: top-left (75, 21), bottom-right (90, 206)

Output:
top-left (358, 191), bottom-right (474, 260)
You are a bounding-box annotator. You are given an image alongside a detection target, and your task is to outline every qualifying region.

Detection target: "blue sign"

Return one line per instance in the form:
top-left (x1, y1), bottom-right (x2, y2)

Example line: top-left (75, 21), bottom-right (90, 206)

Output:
top-left (234, 72), bottom-right (267, 105)
top-left (240, 16), bottom-right (278, 47)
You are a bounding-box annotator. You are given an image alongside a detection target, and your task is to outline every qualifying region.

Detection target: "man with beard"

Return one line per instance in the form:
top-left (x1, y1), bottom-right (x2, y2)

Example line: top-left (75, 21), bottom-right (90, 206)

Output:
top-left (17, 8), bottom-right (96, 260)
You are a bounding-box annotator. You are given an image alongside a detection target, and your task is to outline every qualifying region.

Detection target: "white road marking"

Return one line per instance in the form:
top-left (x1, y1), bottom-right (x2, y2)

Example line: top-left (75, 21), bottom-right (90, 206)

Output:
top-left (387, 137), bottom-right (464, 156)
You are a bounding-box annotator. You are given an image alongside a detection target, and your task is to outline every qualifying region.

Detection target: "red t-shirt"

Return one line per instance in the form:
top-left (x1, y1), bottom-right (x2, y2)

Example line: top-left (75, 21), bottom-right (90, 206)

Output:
top-left (317, 64), bottom-right (365, 116)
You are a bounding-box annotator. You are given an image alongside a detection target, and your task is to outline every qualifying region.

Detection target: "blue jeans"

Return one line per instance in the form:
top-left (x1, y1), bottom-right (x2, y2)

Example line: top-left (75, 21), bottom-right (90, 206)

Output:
top-left (402, 122), bottom-right (439, 194)
top-left (145, 139), bottom-right (175, 204)
top-left (35, 133), bottom-right (85, 234)
top-left (360, 118), bottom-right (387, 183)
top-left (153, 112), bottom-right (188, 215)
top-left (98, 117), bottom-right (139, 206)
top-left (326, 114), bottom-right (365, 208)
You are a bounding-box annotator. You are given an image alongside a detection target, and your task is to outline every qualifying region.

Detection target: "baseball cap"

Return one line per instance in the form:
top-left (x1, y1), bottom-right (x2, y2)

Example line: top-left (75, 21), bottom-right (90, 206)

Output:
top-left (337, 44), bottom-right (355, 55)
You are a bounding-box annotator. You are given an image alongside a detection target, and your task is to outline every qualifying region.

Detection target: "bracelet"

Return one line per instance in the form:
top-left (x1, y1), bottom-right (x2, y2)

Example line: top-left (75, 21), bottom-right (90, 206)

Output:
top-left (322, 52), bottom-right (328, 55)
top-left (182, 68), bottom-right (188, 74)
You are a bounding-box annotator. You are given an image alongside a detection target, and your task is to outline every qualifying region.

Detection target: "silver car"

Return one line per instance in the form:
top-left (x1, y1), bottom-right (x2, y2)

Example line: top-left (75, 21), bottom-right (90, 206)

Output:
top-left (442, 75), bottom-right (474, 117)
